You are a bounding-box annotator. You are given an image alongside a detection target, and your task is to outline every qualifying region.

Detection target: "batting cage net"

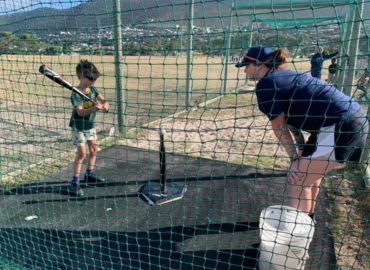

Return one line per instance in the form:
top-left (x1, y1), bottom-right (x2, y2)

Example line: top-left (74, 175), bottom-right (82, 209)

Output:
top-left (0, 0), bottom-right (369, 269)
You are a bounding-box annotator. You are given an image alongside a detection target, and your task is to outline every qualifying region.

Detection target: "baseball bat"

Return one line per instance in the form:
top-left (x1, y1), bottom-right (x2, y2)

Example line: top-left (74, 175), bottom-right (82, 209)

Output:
top-left (39, 64), bottom-right (97, 105)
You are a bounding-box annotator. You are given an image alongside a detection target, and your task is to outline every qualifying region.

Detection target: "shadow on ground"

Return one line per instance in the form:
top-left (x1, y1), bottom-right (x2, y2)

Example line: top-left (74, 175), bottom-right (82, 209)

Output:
top-left (0, 145), bottom-right (336, 269)
top-left (0, 222), bottom-right (259, 270)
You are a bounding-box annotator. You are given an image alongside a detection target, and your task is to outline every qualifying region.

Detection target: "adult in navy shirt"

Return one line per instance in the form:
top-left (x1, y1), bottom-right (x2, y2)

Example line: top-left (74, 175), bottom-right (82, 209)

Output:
top-left (236, 46), bottom-right (368, 218)
top-left (310, 47), bottom-right (338, 79)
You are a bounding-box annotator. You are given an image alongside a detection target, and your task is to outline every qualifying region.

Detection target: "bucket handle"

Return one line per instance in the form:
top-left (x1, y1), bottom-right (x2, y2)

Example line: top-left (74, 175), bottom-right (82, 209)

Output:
top-left (288, 243), bottom-right (309, 262)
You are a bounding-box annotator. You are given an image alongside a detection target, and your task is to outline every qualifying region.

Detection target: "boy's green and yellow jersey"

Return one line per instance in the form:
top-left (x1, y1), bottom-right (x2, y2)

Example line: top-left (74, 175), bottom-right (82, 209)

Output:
top-left (69, 86), bottom-right (100, 131)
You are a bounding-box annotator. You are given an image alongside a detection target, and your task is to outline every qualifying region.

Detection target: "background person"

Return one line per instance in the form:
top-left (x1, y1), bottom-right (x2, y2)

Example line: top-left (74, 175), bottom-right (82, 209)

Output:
top-left (327, 57), bottom-right (338, 84)
top-left (236, 46), bottom-right (368, 220)
top-left (310, 46), bottom-right (338, 79)
top-left (354, 62), bottom-right (370, 100)
top-left (358, 63), bottom-right (370, 89)
top-left (68, 60), bottom-right (110, 197)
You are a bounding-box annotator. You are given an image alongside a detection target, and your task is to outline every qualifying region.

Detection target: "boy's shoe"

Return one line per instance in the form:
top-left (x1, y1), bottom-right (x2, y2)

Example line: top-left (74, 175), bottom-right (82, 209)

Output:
top-left (84, 173), bottom-right (105, 183)
top-left (68, 183), bottom-right (84, 197)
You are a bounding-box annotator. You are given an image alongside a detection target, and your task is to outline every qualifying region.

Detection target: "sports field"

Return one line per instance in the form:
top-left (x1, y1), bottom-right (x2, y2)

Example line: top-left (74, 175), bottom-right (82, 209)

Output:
top-left (1, 54), bottom-right (368, 269)
top-left (0, 54), bottom-right (316, 178)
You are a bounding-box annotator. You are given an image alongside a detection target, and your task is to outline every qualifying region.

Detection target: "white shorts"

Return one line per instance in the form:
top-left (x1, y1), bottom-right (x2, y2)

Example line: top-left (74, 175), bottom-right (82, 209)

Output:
top-left (72, 128), bottom-right (97, 146)
top-left (309, 125), bottom-right (336, 161)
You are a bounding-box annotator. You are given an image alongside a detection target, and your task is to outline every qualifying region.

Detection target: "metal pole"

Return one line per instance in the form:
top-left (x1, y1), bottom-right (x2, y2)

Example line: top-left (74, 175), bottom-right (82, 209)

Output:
top-left (185, 0), bottom-right (194, 109)
top-left (365, 97), bottom-right (370, 187)
top-left (336, 14), bottom-right (347, 88)
top-left (337, 7), bottom-right (354, 92)
top-left (343, 0), bottom-right (365, 96)
top-left (223, 9), bottom-right (233, 94)
top-left (245, 19), bottom-right (254, 85)
top-left (113, 0), bottom-right (125, 134)
top-left (176, 25), bottom-right (183, 55)
top-left (159, 128), bottom-right (167, 193)
top-left (249, 20), bottom-right (254, 48)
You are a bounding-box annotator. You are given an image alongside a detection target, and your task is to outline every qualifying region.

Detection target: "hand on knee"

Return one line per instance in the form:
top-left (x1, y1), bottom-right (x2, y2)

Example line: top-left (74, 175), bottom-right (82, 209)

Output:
top-left (288, 159), bottom-right (307, 184)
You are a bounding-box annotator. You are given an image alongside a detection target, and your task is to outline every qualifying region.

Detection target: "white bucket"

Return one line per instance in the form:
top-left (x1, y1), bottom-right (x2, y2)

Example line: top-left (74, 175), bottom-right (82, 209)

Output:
top-left (258, 205), bottom-right (315, 270)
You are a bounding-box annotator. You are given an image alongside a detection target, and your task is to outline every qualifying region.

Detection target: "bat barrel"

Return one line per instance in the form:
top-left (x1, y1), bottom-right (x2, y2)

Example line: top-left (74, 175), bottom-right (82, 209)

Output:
top-left (39, 64), bottom-right (46, 74)
top-left (39, 64), bottom-right (98, 106)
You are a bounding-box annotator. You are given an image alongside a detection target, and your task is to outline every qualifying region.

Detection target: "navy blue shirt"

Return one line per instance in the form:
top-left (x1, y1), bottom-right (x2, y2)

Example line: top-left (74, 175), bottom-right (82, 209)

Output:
top-left (310, 52), bottom-right (337, 78)
top-left (256, 69), bottom-right (361, 132)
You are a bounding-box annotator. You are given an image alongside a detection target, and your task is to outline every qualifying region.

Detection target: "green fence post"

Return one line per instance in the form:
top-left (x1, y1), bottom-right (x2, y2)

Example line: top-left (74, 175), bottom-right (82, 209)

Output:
top-left (223, 8), bottom-right (233, 94)
top-left (185, 0), bottom-right (194, 110)
top-left (344, 0), bottom-right (365, 96)
top-left (113, 0), bottom-right (126, 134)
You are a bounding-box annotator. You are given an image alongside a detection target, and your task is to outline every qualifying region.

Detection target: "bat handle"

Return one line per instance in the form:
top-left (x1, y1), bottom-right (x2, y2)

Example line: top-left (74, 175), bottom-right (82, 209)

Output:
top-left (94, 102), bottom-right (109, 113)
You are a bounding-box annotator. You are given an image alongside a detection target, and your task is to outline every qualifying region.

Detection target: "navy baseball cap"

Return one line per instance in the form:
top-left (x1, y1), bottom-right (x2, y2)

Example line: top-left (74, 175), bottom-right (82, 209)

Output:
top-left (235, 46), bottom-right (273, 68)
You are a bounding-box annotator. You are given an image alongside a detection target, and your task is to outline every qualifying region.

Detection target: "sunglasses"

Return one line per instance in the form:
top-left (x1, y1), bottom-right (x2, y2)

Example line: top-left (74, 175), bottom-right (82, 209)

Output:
top-left (85, 75), bottom-right (97, 82)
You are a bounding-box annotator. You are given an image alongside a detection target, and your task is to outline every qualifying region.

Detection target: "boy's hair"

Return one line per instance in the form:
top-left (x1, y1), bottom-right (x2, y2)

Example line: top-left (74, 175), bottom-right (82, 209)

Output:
top-left (76, 60), bottom-right (101, 79)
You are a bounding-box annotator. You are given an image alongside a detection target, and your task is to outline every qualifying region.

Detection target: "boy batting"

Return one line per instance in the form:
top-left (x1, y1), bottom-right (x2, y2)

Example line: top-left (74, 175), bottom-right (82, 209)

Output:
top-left (68, 60), bottom-right (109, 197)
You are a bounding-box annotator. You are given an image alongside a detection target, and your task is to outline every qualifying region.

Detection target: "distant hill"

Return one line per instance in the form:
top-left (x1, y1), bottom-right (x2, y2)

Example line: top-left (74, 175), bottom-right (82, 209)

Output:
top-left (0, 0), bottom-right (368, 34)
top-left (0, 0), bottom-right (228, 33)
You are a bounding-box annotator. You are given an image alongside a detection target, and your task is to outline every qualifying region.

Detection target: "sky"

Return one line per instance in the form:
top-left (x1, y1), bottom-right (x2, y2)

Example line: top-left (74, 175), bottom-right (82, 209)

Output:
top-left (0, 0), bottom-right (91, 14)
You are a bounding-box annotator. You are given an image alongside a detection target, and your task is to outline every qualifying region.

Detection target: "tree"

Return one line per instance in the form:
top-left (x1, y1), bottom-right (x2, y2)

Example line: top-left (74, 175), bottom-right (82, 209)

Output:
top-left (0, 32), bottom-right (14, 54)
top-left (18, 32), bottom-right (41, 54)
top-left (62, 42), bottom-right (72, 54)
top-left (45, 45), bottom-right (61, 55)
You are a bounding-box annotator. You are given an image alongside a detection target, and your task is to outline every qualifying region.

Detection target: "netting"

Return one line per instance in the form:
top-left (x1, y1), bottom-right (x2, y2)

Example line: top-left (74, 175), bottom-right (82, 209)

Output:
top-left (0, 0), bottom-right (369, 269)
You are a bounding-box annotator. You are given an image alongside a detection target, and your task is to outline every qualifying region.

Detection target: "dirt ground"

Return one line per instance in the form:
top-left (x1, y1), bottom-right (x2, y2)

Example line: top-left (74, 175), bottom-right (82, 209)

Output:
top-left (120, 92), bottom-right (288, 167)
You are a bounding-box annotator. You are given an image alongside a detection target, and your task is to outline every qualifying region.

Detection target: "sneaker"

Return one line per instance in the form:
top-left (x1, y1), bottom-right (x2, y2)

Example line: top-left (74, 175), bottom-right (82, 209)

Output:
top-left (68, 183), bottom-right (84, 197)
top-left (84, 173), bottom-right (105, 183)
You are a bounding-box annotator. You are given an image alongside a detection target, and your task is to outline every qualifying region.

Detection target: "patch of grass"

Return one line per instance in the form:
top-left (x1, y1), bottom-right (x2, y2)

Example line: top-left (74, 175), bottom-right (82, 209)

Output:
top-left (324, 164), bottom-right (370, 270)
top-left (0, 153), bottom-right (72, 192)
top-left (0, 264), bottom-right (27, 270)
